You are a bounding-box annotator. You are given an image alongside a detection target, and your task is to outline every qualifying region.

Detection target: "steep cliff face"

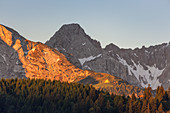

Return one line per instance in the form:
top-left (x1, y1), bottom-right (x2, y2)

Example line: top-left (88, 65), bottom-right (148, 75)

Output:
top-left (0, 24), bottom-right (143, 95)
top-left (46, 23), bottom-right (170, 90)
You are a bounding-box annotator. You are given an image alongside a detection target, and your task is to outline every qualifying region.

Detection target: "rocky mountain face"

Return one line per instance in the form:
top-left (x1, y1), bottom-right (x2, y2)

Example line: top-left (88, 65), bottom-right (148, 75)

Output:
top-left (46, 23), bottom-right (170, 90)
top-left (0, 25), bottom-right (25, 79)
top-left (104, 43), bottom-right (170, 90)
top-left (0, 24), bottom-right (90, 82)
top-left (46, 24), bottom-right (102, 68)
top-left (0, 24), bottom-right (143, 95)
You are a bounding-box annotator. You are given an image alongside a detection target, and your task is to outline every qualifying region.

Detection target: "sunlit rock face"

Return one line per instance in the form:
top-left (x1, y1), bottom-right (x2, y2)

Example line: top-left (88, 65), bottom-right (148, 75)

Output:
top-left (46, 23), bottom-right (170, 90)
top-left (17, 41), bottom-right (91, 82)
top-left (0, 25), bottom-right (13, 46)
top-left (0, 24), bottom-right (89, 82)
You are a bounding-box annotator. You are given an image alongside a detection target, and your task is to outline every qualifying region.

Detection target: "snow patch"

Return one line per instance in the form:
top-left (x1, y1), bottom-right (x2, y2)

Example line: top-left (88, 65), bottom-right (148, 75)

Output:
top-left (117, 55), bottom-right (165, 89)
top-left (0, 54), bottom-right (9, 65)
top-left (82, 43), bottom-right (86, 45)
top-left (84, 65), bottom-right (91, 70)
top-left (56, 58), bottom-right (60, 62)
top-left (79, 54), bottom-right (101, 66)
top-left (1, 54), bottom-right (6, 62)
top-left (62, 48), bottom-right (66, 52)
top-left (134, 53), bottom-right (138, 57)
top-left (162, 43), bottom-right (170, 49)
top-left (31, 48), bottom-right (36, 52)
top-left (16, 60), bottom-right (19, 64)
top-left (24, 51), bottom-right (28, 55)
top-left (145, 50), bottom-right (150, 54)
top-left (55, 47), bottom-right (59, 51)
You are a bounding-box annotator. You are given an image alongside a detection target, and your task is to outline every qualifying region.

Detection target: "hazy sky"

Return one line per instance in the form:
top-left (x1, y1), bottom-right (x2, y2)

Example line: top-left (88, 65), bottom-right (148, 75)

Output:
top-left (1, 0), bottom-right (170, 48)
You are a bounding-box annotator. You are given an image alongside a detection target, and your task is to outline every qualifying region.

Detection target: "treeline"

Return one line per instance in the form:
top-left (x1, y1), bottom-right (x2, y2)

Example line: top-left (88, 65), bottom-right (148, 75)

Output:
top-left (0, 78), bottom-right (169, 113)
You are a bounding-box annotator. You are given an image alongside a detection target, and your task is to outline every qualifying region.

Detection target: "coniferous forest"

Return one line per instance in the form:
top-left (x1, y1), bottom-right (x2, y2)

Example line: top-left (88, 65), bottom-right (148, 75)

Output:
top-left (0, 78), bottom-right (169, 113)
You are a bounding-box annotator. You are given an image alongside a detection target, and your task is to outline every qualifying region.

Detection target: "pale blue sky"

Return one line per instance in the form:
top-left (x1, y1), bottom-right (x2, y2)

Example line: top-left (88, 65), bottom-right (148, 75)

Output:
top-left (0, 0), bottom-right (170, 48)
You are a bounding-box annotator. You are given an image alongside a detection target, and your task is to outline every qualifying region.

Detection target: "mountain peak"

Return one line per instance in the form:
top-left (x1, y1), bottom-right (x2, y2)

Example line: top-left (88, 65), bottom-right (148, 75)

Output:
top-left (104, 43), bottom-right (120, 52)
top-left (61, 23), bottom-right (81, 28)
top-left (58, 23), bottom-right (85, 35)
top-left (46, 23), bottom-right (102, 49)
top-left (0, 24), bottom-right (19, 35)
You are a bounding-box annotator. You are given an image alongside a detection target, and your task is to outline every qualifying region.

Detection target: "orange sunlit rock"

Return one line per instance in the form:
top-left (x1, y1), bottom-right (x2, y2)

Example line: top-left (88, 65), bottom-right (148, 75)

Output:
top-left (0, 25), bottom-right (13, 46)
top-left (104, 79), bottom-right (110, 83)
top-left (0, 26), bottom-right (90, 82)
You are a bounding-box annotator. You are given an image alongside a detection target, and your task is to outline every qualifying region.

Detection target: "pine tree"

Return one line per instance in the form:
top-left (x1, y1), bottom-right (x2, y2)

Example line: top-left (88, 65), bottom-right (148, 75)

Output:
top-left (147, 103), bottom-right (151, 113)
top-left (97, 93), bottom-right (104, 108)
top-left (149, 98), bottom-right (157, 113)
top-left (105, 100), bottom-right (112, 113)
top-left (137, 101), bottom-right (142, 113)
top-left (167, 87), bottom-right (170, 98)
top-left (157, 103), bottom-right (164, 113)
top-left (144, 84), bottom-right (152, 101)
top-left (155, 86), bottom-right (165, 103)
top-left (141, 100), bottom-right (147, 113)
top-left (88, 107), bottom-right (95, 113)
top-left (128, 99), bottom-right (133, 113)
top-left (131, 92), bottom-right (136, 101)
top-left (89, 87), bottom-right (96, 101)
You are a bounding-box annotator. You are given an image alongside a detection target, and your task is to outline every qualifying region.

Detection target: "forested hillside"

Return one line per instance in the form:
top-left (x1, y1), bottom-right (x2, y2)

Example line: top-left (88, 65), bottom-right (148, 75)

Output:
top-left (0, 78), bottom-right (169, 113)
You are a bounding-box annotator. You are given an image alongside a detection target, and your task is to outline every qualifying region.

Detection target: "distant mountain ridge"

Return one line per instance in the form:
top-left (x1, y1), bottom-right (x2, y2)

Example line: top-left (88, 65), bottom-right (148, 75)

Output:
top-left (0, 24), bottom-right (143, 95)
top-left (46, 23), bottom-right (170, 90)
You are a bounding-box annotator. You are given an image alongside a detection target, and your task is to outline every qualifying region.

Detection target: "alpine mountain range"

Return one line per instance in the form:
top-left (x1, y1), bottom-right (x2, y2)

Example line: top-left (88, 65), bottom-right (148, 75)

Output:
top-left (0, 23), bottom-right (169, 96)
top-left (46, 23), bottom-right (170, 90)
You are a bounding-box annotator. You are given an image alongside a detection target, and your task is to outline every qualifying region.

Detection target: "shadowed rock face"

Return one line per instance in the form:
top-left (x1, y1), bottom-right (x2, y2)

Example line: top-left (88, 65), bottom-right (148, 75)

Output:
top-left (46, 23), bottom-right (170, 90)
top-left (0, 39), bottom-right (25, 79)
top-left (104, 43), bottom-right (170, 90)
top-left (0, 24), bottom-right (143, 95)
top-left (45, 24), bottom-right (102, 68)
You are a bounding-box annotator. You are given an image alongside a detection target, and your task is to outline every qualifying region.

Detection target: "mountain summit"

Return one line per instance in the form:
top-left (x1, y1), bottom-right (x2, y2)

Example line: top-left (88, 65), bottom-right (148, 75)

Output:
top-left (46, 23), bottom-right (102, 68)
